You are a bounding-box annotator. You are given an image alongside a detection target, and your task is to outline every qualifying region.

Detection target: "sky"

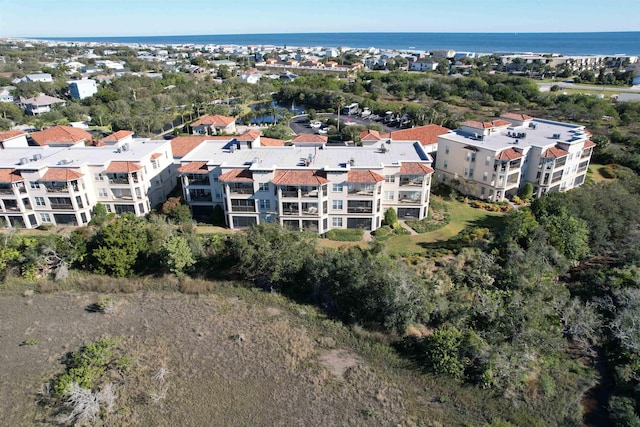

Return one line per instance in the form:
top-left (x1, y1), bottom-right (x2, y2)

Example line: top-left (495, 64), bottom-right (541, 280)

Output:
top-left (0, 0), bottom-right (638, 38)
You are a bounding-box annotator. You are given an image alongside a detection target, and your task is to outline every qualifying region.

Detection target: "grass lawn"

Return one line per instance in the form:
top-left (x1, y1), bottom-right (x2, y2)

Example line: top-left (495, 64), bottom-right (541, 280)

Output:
top-left (587, 163), bottom-right (616, 183)
top-left (316, 239), bottom-right (369, 250)
top-left (385, 198), bottom-right (504, 256)
top-left (194, 225), bottom-right (235, 234)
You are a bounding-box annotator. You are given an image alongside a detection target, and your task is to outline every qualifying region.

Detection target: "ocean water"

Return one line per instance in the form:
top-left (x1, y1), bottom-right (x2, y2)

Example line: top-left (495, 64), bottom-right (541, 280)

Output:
top-left (40, 32), bottom-right (640, 56)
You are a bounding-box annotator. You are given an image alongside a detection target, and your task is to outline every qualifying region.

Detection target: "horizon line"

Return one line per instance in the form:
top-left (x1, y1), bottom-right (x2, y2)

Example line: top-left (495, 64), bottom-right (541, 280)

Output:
top-left (12, 30), bottom-right (640, 40)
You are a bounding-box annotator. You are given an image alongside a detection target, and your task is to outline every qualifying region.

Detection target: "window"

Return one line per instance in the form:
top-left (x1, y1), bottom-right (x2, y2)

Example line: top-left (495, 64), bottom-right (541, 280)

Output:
top-left (105, 205), bottom-right (112, 213)
top-left (445, 146), bottom-right (449, 155)
top-left (40, 213), bottom-right (51, 222)
top-left (98, 188), bottom-right (108, 198)
top-left (35, 196), bottom-right (46, 206)
top-left (483, 171), bottom-right (488, 182)
top-left (332, 217), bottom-right (343, 227)
top-left (258, 183), bottom-right (269, 192)
top-left (383, 191), bottom-right (394, 201)
top-left (259, 199), bottom-right (271, 210)
top-left (30, 181), bottom-right (40, 189)
top-left (485, 155), bottom-right (491, 166)
top-left (332, 183), bottom-right (343, 192)
top-left (469, 168), bottom-right (474, 178)
top-left (332, 200), bottom-right (343, 210)
top-left (152, 160), bottom-right (159, 169)
top-left (94, 173), bottom-right (105, 181)
top-left (384, 175), bottom-right (395, 183)
top-left (480, 187), bottom-right (486, 196)
top-left (470, 153), bottom-right (476, 162)
top-left (464, 167), bottom-right (468, 177)
top-left (443, 160), bottom-right (448, 169)
top-left (214, 190), bottom-right (223, 199)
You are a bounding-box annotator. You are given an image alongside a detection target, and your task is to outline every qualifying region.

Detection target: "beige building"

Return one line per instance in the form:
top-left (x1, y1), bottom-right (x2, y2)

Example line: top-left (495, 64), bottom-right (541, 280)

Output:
top-left (434, 113), bottom-right (595, 201)
top-left (177, 132), bottom-right (435, 232)
top-left (0, 137), bottom-right (175, 228)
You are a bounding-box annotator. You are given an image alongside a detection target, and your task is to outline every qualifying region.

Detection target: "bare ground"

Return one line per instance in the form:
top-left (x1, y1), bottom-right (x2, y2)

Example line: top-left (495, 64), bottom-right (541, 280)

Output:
top-left (0, 292), bottom-right (444, 426)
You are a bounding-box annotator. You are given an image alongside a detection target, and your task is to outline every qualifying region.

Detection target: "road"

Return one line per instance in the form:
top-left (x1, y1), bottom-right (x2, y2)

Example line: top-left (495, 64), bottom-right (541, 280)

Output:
top-left (538, 82), bottom-right (640, 93)
top-left (290, 113), bottom-right (397, 135)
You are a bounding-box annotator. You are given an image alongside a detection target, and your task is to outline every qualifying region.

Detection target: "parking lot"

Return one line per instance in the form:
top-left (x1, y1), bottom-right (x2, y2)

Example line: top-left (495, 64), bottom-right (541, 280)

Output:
top-left (290, 113), bottom-right (397, 135)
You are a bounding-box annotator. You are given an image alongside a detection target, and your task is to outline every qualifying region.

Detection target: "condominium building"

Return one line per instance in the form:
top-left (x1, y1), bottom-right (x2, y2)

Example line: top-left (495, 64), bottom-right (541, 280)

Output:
top-left (177, 132), bottom-right (435, 232)
top-left (0, 138), bottom-right (175, 228)
top-left (434, 113), bottom-right (595, 201)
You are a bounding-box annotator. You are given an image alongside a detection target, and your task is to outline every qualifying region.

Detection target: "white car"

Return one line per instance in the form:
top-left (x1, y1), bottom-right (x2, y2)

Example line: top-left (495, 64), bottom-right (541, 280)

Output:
top-left (310, 121), bottom-right (322, 129)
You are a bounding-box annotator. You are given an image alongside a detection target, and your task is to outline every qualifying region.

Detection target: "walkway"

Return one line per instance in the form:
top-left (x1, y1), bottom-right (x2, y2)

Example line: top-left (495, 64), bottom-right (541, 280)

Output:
top-left (398, 220), bottom-right (418, 235)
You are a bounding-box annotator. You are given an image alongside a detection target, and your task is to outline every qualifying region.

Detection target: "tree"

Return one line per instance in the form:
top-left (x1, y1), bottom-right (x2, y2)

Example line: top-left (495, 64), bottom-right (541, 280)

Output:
top-left (518, 183), bottom-right (533, 200)
top-left (383, 207), bottom-right (399, 228)
top-left (160, 236), bottom-right (195, 277)
top-left (91, 215), bottom-right (148, 277)
top-left (262, 124), bottom-right (293, 140)
top-left (89, 203), bottom-right (109, 227)
top-left (424, 327), bottom-right (466, 379)
top-left (161, 197), bottom-right (192, 224)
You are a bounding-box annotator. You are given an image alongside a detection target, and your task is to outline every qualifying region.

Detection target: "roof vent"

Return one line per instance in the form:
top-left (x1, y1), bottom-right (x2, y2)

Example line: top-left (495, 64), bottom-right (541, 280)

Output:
top-left (32, 153), bottom-right (42, 161)
top-left (19, 157), bottom-right (29, 165)
top-left (122, 143), bottom-right (130, 152)
top-left (349, 157), bottom-right (355, 166)
top-left (514, 140), bottom-right (519, 145)
top-left (57, 159), bottom-right (70, 165)
top-left (553, 133), bottom-right (561, 139)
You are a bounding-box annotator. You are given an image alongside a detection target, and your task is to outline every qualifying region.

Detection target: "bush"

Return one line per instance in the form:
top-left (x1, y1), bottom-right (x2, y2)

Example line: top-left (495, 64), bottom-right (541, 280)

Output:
top-left (37, 223), bottom-right (54, 231)
top-left (383, 207), bottom-right (399, 228)
top-left (324, 228), bottom-right (364, 241)
top-left (519, 182), bottom-right (534, 200)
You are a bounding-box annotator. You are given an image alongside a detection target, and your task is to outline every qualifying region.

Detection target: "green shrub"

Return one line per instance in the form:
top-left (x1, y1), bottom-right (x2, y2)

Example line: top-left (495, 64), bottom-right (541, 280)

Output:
top-left (36, 223), bottom-right (54, 231)
top-left (406, 199), bottom-right (450, 233)
top-left (53, 338), bottom-right (116, 397)
top-left (324, 229), bottom-right (364, 241)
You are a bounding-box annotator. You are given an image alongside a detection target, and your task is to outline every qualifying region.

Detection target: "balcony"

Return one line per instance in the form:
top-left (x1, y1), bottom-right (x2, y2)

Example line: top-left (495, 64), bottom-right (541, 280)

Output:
top-left (399, 177), bottom-right (424, 187)
top-left (0, 187), bottom-right (14, 195)
top-left (399, 197), bottom-right (422, 204)
top-left (191, 194), bottom-right (213, 202)
top-left (281, 190), bottom-right (299, 198)
top-left (282, 208), bottom-right (301, 216)
top-left (187, 178), bottom-right (210, 186)
top-left (301, 203), bottom-right (319, 216)
top-left (230, 206), bottom-right (256, 213)
top-left (230, 200), bottom-right (255, 212)
top-left (50, 204), bottom-right (74, 210)
top-left (347, 201), bottom-right (373, 214)
top-left (348, 188), bottom-right (375, 196)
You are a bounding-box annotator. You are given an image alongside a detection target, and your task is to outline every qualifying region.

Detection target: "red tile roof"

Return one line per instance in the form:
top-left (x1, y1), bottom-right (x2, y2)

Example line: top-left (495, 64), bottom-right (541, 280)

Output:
top-left (398, 162), bottom-right (434, 175)
top-left (382, 124), bottom-right (451, 146)
top-left (260, 137), bottom-right (286, 147)
top-left (347, 170), bottom-right (385, 183)
top-left (219, 169), bottom-right (253, 182)
top-left (291, 134), bottom-right (328, 143)
top-left (0, 130), bottom-right (26, 141)
top-left (237, 129), bottom-right (261, 141)
top-left (178, 161), bottom-right (209, 174)
top-left (272, 170), bottom-right (329, 185)
top-left (542, 146), bottom-right (570, 159)
top-left (0, 168), bottom-right (23, 183)
top-left (584, 140), bottom-right (596, 148)
top-left (40, 168), bottom-right (84, 181)
top-left (461, 119), bottom-right (511, 129)
top-left (501, 112), bottom-right (533, 121)
top-left (496, 148), bottom-right (524, 161)
top-left (30, 126), bottom-right (92, 146)
top-left (105, 161), bottom-right (143, 173)
top-left (359, 129), bottom-right (381, 141)
top-left (170, 136), bottom-right (209, 157)
top-left (151, 152), bottom-right (163, 159)
top-left (192, 115), bottom-right (236, 127)
top-left (103, 130), bottom-right (134, 141)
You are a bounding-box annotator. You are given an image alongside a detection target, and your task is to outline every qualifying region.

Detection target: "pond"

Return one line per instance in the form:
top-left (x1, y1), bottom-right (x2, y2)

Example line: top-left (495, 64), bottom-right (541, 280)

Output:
top-left (243, 101), bottom-right (306, 125)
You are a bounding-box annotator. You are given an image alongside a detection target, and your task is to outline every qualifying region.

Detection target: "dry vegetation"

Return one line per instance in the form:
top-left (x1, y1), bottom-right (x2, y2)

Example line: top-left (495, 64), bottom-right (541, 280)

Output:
top-left (0, 282), bottom-right (556, 426)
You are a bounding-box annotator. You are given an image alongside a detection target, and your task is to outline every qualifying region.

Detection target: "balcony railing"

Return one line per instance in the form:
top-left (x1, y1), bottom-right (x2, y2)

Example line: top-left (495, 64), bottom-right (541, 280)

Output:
top-left (191, 194), bottom-right (213, 202)
top-left (399, 197), bottom-right (421, 204)
top-left (399, 179), bottom-right (423, 187)
top-left (50, 204), bottom-right (74, 210)
top-left (229, 187), bottom-right (253, 195)
top-left (0, 188), bottom-right (14, 195)
top-left (281, 190), bottom-right (298, 198)
top-left (347, 207), bottom-right (373, 214)
top-left (230, 206), bottom-right (256, 213)
top-left (188, 178), bottom-right (210, 186)
top-left (348, 189), bottom-right (374, 196)
top-left (43, 186), bottom-right (70, 193)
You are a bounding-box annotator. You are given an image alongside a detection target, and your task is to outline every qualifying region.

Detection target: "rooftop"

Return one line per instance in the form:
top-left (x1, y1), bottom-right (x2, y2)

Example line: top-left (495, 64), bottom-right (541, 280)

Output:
top-left (441, 118), bottom-right (587, 152)
top-left (30, 125), bottom-right (92, 146)
top-left (181, 139), bottom-right (431, 171)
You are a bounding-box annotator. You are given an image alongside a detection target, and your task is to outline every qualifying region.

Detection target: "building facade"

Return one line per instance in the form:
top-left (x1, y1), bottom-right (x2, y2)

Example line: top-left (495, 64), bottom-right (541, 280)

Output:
top-left (0, 139), bottom-right (176, 228)
top-left (177, 135), bottom-right (435, 232)
top-left (434, 113), bottom-right (595, 201)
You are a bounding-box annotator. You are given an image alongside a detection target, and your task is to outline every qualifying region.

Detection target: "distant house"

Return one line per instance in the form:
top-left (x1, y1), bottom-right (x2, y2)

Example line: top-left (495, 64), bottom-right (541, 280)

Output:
top-left (68, 79), bottom-right (98, 100)
top-left (0, 130), bottom-right (28, 148)
top-left (25, 73), bottom-right (53, 83)
top-left (30, 125), bottom-right (93, 147)
top-left (19, 93), bottom-right (66, 115)
top-left (410, 60), bottom-right (438, 72)
top-left (240, 69), bottom-right (263, 84)
top-left (191, 115), bottom-right (236, 135)
top-left (0, 86), bottom-right (14, 103)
